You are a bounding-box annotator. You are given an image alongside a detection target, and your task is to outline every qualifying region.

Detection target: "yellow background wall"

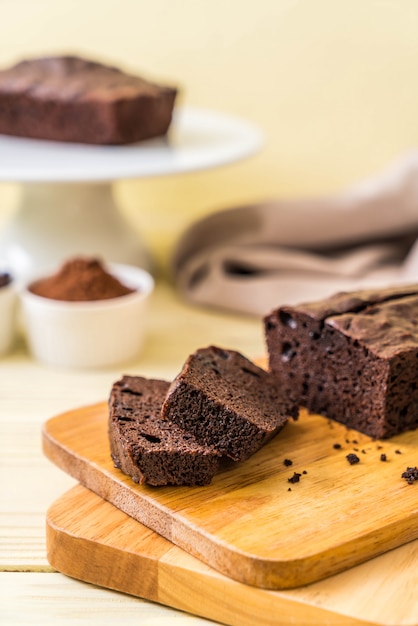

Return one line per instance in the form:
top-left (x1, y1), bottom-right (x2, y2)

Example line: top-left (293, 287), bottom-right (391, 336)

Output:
top-left (1, 0), bottom-right (418, 268)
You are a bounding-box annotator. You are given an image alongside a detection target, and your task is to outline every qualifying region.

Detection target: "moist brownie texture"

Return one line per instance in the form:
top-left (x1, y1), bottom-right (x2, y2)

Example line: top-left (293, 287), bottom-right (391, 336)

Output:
top-left (0, 55), bottom-right (177, 144)
top-left (264, 283), bottom-right (418, 439)
top-left (109, 376), bottom-right (221, 486)
top-left (161, 346), bottom-right (297, 462)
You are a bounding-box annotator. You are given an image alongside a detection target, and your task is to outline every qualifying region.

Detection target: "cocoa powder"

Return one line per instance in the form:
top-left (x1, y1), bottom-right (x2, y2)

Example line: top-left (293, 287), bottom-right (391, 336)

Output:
top-left (29, 257), bottom-right (135, 301)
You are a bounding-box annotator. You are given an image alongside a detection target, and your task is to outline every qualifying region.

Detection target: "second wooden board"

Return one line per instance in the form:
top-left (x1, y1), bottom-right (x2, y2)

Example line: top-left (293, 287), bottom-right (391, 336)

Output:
top-left (42, 401), bottom-right (418, 589)
top-left (46, 484), bottom-right (418, 626)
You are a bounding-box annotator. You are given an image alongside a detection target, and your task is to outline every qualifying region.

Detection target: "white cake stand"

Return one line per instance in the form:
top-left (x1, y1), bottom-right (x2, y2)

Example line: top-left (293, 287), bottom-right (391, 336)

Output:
top-left (0, 107), bottom-right (263, 278)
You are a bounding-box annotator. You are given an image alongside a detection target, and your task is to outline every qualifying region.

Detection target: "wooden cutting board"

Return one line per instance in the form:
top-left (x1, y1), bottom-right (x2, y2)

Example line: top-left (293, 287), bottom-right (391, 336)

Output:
top-left (42, 401), bottom-right (418, 590)
top-left (47, 484), bottom-right (418, 626)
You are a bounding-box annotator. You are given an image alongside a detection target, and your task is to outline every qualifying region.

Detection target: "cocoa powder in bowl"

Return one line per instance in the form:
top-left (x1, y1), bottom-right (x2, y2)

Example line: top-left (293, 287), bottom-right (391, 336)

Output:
top-left (29, 257), bottom-right (136, 301)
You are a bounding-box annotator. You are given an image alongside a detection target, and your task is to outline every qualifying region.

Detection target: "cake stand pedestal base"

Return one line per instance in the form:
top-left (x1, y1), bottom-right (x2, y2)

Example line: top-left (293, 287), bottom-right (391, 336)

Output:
top-left (0, 182), bottom-right (151, 279)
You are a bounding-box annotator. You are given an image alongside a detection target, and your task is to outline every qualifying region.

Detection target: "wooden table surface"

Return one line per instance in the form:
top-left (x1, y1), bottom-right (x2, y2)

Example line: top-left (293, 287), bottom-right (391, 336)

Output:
top-left (0, 278), bottom-right (266, 625)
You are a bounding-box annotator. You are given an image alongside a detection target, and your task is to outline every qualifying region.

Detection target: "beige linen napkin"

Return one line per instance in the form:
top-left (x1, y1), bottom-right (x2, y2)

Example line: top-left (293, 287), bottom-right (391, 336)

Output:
top-left (172, 151), bottom-right (418, 315)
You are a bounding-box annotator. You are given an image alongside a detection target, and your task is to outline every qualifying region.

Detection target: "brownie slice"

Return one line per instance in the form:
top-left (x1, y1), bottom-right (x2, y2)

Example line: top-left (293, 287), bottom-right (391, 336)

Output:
top-left (0, 55), bottom-right (177, 145)
top-left (161, 346), bottom-right (297, 462)
top-left (264, 283), bottom-right (418, 439)
top-left (109, 376), bottom-right (221, 486)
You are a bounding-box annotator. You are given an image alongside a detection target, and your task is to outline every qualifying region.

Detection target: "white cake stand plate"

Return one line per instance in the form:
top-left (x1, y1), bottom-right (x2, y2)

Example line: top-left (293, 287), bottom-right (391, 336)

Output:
top-left (0, 107), bottom-right (262, 278)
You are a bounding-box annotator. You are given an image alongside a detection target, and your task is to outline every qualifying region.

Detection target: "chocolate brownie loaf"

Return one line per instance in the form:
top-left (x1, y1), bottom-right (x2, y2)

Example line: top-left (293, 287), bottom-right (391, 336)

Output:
top-left (161, 346), bottom-right (297, 462)
top-left (109, 376), bottom-right (221, 486)
top-left (0, 56), bottom-right (177, 144)
top-left (264, 283), bottom-right (418, 439)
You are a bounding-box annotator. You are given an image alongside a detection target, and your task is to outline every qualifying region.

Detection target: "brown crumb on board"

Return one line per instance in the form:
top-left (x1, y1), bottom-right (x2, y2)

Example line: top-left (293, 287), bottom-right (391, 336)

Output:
top-left (401, 467), bottom-right (418, 484)
top-left (346, 453), bottom-right (360, 465)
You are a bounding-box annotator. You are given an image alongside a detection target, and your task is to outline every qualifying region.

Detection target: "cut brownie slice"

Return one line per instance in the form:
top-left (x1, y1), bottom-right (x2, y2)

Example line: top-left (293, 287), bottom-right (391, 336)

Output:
top-left (264, 283), bottom-right (418, 439)
top-left (109, 376), bottom-right (221, 486)
top-left (161, 346), bottom-right (297, 462)
top-left (0, 55), bottom-right (177, 144)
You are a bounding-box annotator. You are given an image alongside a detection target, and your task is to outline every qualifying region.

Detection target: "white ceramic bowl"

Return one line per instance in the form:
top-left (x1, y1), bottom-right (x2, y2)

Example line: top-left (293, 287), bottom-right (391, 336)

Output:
top-left (20, 263), bottom-right (154, 369)
top-left (0, 279), bottom-right (17, 355)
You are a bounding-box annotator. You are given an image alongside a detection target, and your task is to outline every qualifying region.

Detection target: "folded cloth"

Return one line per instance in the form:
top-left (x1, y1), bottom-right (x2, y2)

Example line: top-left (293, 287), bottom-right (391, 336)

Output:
top-left (172, 151), bottom-right (418, 316)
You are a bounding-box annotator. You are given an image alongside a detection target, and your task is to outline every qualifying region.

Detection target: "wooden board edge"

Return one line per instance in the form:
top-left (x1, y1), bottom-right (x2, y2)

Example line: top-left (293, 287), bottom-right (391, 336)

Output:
top-left (46, 485), bottom-right (379, 626)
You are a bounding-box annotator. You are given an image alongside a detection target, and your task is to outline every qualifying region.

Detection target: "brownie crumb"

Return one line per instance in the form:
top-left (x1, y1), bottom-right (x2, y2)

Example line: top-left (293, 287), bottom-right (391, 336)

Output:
top-left (401, 466), bottom-right (418, 484)
top-left (287, 487), bottom-right (292, 491)
top-left (283, 458), bottom-right (293, 467)
top-left (333, 443), bottom-right (342, 450)
top-left (288, 472), bottom-right (302, 484)
top-left (395, 449), bottom-right (402, 455)
top-left (380, 453), bottom-right (387, 462)
top-left (361, 449), bottom-right (367, 454)
top-left (346, 453), bottom-right (360, 465)
top-left (302, 470), bottom-right (307, 474)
